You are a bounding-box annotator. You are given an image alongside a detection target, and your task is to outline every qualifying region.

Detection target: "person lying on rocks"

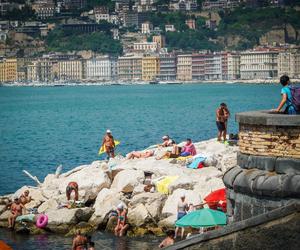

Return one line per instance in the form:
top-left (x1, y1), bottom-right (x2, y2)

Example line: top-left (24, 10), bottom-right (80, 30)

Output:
top-left (66, 182), bottom-right (79, 201)
top-left (8, 198), bottom-right (24, 229)
top-left (126, 150), bottom-right (154, 159)
top-left (156, 139), bottom-right (197, 160)
top-left (72, 230), bottom-right (88, 250)
top-left (159, 230), bottom-right (175, 248)
top-left (159, 135), bottom-right (176, 147)
top-left (19, 190), bottom-right (32, 206)
top-left (114, 203), bottom-right (129, 237)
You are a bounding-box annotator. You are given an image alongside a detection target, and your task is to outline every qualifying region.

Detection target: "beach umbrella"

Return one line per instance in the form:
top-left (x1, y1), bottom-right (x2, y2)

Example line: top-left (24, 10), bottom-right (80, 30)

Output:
top-left (204, 188), bottom-right (226, 212)
top-left (175, 208), bottom-right (227, 228)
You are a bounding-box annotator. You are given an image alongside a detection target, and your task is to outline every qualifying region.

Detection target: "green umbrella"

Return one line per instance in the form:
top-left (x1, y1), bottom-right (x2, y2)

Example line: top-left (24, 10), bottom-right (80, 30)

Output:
top-left (175, 208), bottom-right (227, 228)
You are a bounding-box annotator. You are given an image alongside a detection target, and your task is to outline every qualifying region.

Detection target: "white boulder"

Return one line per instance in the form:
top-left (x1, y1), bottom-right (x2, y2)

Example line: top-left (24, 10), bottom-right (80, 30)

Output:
top-left (127, 204), bottom-right (149, 227)
top-left (111, 169), bottom-right (145, 193)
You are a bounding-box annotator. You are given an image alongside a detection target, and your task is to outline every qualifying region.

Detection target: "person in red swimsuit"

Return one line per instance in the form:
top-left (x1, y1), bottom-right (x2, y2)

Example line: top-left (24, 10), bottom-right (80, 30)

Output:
top-left (8, 198), bottom-right (23, 229)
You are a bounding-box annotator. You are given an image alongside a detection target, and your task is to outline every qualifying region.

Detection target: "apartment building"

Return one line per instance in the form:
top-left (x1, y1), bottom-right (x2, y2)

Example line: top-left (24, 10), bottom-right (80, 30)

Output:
top-left (57, 60), bottom-right (84, 81)
top-left (32, 0), bottom-right (56, 20)
top-left (202, 0), bottom-right (240, 10)
top-left (177, 54), bottom-right (192, 81)
top-left (192, 53), bottom-right (206, 81)
top-left (278, 49), bottom-right (300, 78)
top-left (142, 56), bottom-right (159, 81)
top-left (27, 58), bottom-right (56, 82)
top-left (86, 56), bottom-right (117, 81)
top-left (141, 22), bottom-right (153, 34)
top-left (240, 50), bottom-right (279, 79)
top-left (158, 53), bottom-right (177, 81)
top-left (205, 53), bottom-right (222, 80)
top-left (94, 6), bottom-right (110, 23)
top-left (0, 58), bottom-right (17, 82)
top-left (133, 42), bottom-right (158, 53)
top-left (118, 54), bottom-right (142, 81)
top-left (227, 53), bottom-right (241, 80)
top-left (152, 35), bottom-right (165, 50)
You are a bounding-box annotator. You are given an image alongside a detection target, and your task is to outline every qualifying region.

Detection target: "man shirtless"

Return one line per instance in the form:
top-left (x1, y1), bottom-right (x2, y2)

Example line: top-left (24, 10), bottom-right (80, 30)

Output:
top-left (8, 198), bottom-right (23, 229)
top-left (216, 103), bottom-right (230, 142)
top-left (159, 230), bottom-right (175, 248)
top-left (102, 130), bottom-right (115, 160)
top-left (19, 190), bottom-right (32, 205)
top-left (72, 230), bottom-right (88, 250)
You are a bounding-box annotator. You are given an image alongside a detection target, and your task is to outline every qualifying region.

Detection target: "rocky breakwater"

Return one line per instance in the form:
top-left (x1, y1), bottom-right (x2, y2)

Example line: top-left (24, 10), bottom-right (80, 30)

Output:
top-left (224, 111), bottom-right (300, 222)
top-left (0, 139), bottom-right (237, 236)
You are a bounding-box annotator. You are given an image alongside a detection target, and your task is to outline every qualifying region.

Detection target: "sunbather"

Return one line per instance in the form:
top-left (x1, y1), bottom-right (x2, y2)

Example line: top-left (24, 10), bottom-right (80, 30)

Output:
top-left (126, 150), bottom-right (154, 159)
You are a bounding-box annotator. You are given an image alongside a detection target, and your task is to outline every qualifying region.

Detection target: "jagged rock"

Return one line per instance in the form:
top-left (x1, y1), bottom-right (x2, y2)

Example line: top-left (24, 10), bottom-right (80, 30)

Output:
top-left (46, 207), bottom-right (94, 233)
top-left (158, 215), bottom-right (177, 230)
top-left (127, 204), bottom-right (150, 227)
top-left (161, 189), bottom-right (201, 217)
top-left (168, 176), bottom-right (197, 194)
top-left (193, 177), bottom-right (225, 201)
top-left (132, 184), bottom-right (146, 196)
top-left (37, 199), bottom-right (58, 214)
top-left (89, 189), bottom-right (122, 226)
top-left (0, 210), bottom-right (10, 227)
top-left (0, 205), bottom-right (6, 214)
top-left (111, 169), bottom-right (145, 193)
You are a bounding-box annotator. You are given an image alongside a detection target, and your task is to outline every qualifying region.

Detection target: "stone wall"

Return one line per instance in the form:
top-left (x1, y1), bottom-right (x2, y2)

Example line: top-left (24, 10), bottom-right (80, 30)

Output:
top-left (239, 124), bottom-right (300, 159)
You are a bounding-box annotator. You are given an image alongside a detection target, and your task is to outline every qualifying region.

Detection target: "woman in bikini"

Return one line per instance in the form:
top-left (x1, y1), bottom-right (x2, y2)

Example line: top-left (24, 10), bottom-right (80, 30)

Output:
top-left (8, 198), bottom-right (24, 229)
top-left (114, 204), bottom-right (129, 237)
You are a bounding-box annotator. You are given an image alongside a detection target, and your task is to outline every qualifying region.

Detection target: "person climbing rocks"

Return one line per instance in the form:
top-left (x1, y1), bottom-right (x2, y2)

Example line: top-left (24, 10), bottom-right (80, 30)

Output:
top-left (66, 182), bottom-right (79, 201)
top-left (114, 203), bottom-right (129, 237)
top-left (102, 129), bottom-right (115, 160)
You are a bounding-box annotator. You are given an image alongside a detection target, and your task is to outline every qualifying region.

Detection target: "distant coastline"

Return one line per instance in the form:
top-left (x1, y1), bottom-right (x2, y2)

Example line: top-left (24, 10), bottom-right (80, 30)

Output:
top-left (2, 78), bottom-right (300, 87)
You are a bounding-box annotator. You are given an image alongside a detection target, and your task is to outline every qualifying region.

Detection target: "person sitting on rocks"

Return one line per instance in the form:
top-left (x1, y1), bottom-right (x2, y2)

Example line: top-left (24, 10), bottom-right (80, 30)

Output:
top-left (114, 203), bottom-right (129, 237)
top-left (160, 135), bottom-right (175, 147)
top-left (156, 139), bottom-right (196, 160)
top-left (72, 230), bottom-right (88, 250)
top-left (175, 194), bottom-right (189, 239)
top-left (66, 182), bottom-right (79, 201)
top-left (8, 198), bottom-right (24, 229)
top-left (159, 230), bottom-right (175, 248)
top-left (126, 150), bottom-right (154, 159)
top-left (19, 190), bottom-right (32, 206)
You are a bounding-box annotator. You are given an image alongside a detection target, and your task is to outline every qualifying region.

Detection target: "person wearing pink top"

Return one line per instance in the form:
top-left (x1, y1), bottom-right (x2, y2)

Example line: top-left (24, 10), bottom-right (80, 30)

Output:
top-left (180, 138), bottom-right (196, 157)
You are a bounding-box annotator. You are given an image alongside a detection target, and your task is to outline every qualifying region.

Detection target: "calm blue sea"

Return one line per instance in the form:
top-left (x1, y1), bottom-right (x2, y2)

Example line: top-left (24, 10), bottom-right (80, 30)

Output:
top-left (0, 84), bottom-right (279, 195)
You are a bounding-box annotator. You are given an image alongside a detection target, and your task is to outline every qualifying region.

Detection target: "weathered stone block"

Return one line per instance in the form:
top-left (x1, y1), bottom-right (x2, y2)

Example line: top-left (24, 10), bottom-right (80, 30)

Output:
top-left (275, 158), bottom-right (300, 175)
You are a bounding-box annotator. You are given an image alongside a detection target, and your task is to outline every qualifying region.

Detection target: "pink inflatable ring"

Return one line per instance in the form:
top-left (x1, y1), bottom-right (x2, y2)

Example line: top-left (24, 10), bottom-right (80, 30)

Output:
top-left (36, 214), bottom-right (48, 229)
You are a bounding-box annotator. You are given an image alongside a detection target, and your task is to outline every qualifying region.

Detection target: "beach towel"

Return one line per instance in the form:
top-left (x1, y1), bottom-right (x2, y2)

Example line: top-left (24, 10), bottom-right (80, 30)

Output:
top-left (16, 214), bottom-right (35, 222)
top-left (187, 157), bottom-right (206, 169)
top-left (156, 176), bottom-right (179, 194)
top-left (177, 156), bottom-right (193, 161)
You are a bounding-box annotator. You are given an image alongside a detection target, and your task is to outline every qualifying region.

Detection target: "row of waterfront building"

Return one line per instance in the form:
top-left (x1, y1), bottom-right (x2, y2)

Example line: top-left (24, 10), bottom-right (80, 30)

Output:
top-left (0, 47), bottom-right (299, 83)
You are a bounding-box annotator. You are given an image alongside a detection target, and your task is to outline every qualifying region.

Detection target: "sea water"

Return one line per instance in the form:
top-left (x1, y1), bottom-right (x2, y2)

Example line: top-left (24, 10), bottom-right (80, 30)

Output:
top-left (0, 83), bottom-right (280, 249)
top-left (0, 84), bottom-right (279, 195)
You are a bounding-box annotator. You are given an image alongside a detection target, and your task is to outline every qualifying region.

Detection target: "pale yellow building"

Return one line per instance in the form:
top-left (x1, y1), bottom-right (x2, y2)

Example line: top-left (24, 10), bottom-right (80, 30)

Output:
top-left (240, 50), bottom-right (278, 79)
top-left (177, 54), bottom-right (192, 81)
top-left (0, 58), bottom-right (17, 83)
top-left (152, 35), bottom-right (165, 49)
top-left (142, 56), bottom-right (159, 81)
top-left (227, 53), bottom-right (241, 80)
top-left (58, 60), bottom-right (83, 81)
top-left (278, 49), bottom-right (300, 78)
top-left (118, 54), bottom-right (142, 81)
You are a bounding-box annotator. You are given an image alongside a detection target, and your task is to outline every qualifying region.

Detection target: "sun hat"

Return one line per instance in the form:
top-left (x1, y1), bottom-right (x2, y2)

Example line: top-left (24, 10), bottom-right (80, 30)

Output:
top-left (162, 135), bottom-right (169, 140)
top-left (106, 129), bottom-right (111, 133)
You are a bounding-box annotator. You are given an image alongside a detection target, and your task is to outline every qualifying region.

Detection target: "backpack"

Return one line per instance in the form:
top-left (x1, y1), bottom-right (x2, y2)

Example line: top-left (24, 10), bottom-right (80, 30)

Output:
top-left (289, 85), bottom-right (300, 111)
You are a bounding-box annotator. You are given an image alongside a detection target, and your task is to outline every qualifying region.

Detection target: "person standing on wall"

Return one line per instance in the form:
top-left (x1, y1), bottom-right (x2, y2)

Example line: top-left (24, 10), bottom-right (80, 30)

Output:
top-left (216, 103), bottom-right (230, 142)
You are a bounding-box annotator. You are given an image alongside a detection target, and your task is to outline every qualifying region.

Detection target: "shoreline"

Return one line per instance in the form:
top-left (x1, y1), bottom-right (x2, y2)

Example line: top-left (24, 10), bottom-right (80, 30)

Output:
top-left (2, 78), bottom-right (300, 87)
top-left (0, 138), bottom-right (238, 237)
